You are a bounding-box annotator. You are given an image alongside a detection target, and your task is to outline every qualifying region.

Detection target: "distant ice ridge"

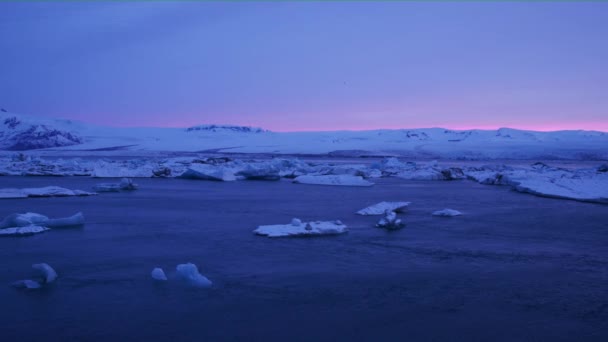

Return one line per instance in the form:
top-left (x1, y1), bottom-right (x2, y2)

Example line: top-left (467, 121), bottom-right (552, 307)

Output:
top-left (0, 212), bottom-right (84, 236)
top-left (254, 219), bottom-right (348, 237)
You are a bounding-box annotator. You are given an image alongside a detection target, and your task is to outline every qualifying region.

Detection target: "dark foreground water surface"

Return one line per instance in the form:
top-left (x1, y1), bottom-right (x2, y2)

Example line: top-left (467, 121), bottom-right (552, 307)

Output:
top-left (0, 176), bottom-right (607, 341)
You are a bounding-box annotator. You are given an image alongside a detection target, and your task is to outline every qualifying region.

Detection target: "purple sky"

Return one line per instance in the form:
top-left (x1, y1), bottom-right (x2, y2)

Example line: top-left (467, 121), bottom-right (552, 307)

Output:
top-left (1, 2), bottom-right (607, 132)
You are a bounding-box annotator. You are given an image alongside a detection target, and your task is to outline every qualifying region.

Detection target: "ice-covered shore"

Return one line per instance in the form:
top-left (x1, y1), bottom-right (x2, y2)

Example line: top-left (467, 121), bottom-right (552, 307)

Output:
top-left (0, 154), bottom-right (606, 204)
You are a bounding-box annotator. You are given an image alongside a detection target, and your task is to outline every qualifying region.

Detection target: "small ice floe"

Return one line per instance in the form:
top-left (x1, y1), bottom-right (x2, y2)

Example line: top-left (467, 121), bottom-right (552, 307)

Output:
top-left (254, 218), bottom-right (348, 237)
top-left (179, 164), bottom-right (236, 181)
top-left (32, 263), bottom-right (58, 283)
top-left (376, 211), bottom-right (405, 230)
top-left (293, 175), bottom-right (374, 187)
top-left (0, 186), bottom-right (95, 199)
top-left (356, 201), bottom-right (411, 215)
top-left (0, 212), bottom-right (84, 236)
top-left (432, 209), bottom-right (462, 217)
top-left (12, 263), bottom-right (57, 290)
top-left (0, 212), bottom-right (84, 229)
top-left (151, 267), bottom-right (168, 281)
top-left (176, 263), bottom-right (212, 288)
top-left (94, 178), bottom-right (138, 192)
top-left (0, 226), bottom-right (49, 236)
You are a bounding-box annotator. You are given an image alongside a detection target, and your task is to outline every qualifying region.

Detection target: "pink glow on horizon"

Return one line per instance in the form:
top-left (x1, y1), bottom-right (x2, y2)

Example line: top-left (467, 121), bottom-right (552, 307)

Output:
top-left (75, 114), bottom-right (608, 133)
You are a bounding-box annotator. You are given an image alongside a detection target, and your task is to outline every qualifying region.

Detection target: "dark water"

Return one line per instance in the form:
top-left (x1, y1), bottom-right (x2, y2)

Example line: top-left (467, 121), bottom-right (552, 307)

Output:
top-left (0, 176), bottom-right (607, 341)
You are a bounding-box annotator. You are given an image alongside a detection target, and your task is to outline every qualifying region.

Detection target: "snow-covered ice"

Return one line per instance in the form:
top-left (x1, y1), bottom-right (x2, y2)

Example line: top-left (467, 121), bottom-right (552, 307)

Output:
top-left (254, 219), bottom-right (348, 237)
top-left (376, 211), bottom-right (405, 230)
top-left (293, 175), bottom-right (374, 187)
top-left (0, 225), bottom-right (49, 236)
top-left (432, 209), bottom-right (463, 217)
top-left (357, 201), bottom-right (411, 215)
top-left (151, 267), bottom-right (168, 281)
top-left (175, 263), bottom-right (212, 288)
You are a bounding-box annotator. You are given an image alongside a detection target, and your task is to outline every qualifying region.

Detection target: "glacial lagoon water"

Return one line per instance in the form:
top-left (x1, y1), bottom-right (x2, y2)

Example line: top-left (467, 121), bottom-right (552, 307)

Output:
top-left (0, 176), bottom-right (607, 341)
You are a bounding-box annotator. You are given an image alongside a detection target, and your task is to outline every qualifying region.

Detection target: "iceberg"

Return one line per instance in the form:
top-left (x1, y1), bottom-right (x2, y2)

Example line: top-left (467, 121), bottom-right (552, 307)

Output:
top-left (151, 267), bottom-right (168, 281)
top-left (432, 209), bottom-right (462, 217)
top-left (179, 164), bottom-right (237, 181)
top-left (0, 186), bottom-right (95, 199)
top-left (44, 212), bottom-right (85, 228)
top-left (376, 211), bottom-right (405, 230)
top-left (293, 175), bottom-right (374, 187)
top-left (94, 178), bottom-right (138, 192)
top-left (236, 165), bottom-right (281, 181)
top-left (357, 201), bottom-right (411, 215)
top-left (0, 225), bottom-right (49, 236)
top-left (0, 212), bottom-right (84, 229)
top-left (254, 219), bottom-right (348, 237)
top-left (32, 263), bottom-right (58, 283)
top-left (176, 263), bottom-right (212, 288)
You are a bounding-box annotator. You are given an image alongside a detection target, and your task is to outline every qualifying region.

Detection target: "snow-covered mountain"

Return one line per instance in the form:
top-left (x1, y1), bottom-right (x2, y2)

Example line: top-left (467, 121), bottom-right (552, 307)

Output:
top-left (0, 113), bottom-right (83, 150)
top-left (1, 111), bottom-right (607, 160)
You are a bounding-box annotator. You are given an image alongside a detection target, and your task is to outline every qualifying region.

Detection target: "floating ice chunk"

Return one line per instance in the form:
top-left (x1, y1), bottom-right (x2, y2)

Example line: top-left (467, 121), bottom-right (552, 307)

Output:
top-left (12, 279), bottom-right (42, 289)
top-left (151, 267), bottom-right (167, 281)
top-left (94, 178), bottom-right (138, 192)
top-left (179, 164), bottom-right (237, 181)
top-left (432, 209), bottom-right (462, 217)
top-left (176, 263), bottom-right (212, 288)
top-left (32, 263), bottom-right (57, 283)
top-left (1, 212), bottom-right (84, 230)
top-left (357, 201), bottom-right (411, 215)
top-left (0, 212), bottom-right (49, 228)
top-left (236, 165), bottom-right (281, 181)
top-left (0, 225), bottom-right (49, 236)
top-left (376, 211), bottom-right (405, 230)
top-left (45, 212), bottom-right (85, 228)
top-left (254, 219), bottom-right (348, 238)
top-left (293, 175), bottom-right (374, 187)
top-left (0, 186), bottom-right (95, 199)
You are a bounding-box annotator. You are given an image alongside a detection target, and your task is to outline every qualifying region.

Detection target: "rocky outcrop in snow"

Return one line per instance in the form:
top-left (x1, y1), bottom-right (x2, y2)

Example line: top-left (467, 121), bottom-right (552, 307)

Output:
top-left (1, 113), bottom-right (83, 150)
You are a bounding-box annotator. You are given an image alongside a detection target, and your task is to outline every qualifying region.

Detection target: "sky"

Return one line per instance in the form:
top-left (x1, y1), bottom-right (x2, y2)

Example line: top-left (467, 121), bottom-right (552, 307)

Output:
top-left (0, 1), bottom-right (607, 132)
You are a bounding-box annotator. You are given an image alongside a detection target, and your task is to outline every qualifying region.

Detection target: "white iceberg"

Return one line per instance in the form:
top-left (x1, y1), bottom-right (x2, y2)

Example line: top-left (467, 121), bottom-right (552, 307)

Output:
top-left (254, 219), bottom-right (348, 237)
top-left (176, 263), bottom-right (212, 288)
top-left (0, 186), bottom-right (95, 199)
top-left (293, 175), bottom-right (374, 187)
top-left (432, 209), bottom-right (462, 217)
top-left (376, 211), bottom-right (405, 230)
top-left (357, 201), bottom-right (411, 215)
top-left (32, 263), bottom-right (58, 283)
top-left (151, 267), bottom-right (168, 281)
top-left (179, 164), bottom-right (237, 181)
top-left (0, 225), bottom-right (49, 236)
top-left (0, 212), bottom-right (84, 229)
top-left (94, 178), bottom-right (138, 192)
